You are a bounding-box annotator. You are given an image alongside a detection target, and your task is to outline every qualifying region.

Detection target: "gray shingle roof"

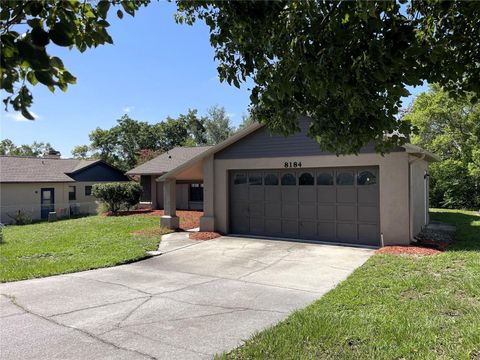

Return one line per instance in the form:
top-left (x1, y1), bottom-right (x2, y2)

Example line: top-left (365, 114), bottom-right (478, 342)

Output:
top-left (0, 156), bottom-right (100, 183)
top-left (126, 146), bottom-right (212, 175)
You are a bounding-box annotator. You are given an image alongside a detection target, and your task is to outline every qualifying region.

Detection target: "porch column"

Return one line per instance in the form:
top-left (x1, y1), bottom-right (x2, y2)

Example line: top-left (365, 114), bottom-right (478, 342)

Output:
top-left (200, 155), bottom-right (215, 231)
top-left (150, 175), bottom-right (158, 209)
top-left (160, 178), bottom-right (179, 229)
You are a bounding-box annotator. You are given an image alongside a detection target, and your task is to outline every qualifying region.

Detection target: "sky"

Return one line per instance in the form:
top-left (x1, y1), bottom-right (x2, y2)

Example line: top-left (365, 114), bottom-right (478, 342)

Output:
top-left (0, 2), bottom-right (427, 157)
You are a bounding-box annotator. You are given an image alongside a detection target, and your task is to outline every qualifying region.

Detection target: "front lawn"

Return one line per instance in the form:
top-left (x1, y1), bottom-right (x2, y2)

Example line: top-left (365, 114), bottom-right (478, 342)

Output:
top-left (220, 209), bottom-right (480, 360)
top-left (0, 215), bottom-right (171, 282)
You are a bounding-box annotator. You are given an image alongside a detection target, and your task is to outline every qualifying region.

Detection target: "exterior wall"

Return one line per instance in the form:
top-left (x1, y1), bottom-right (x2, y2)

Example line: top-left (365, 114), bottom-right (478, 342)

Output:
top-left (0, 181), bottom-right (121, 224)
top-left (154, 180), bottom-right (202, 210)
top-left (410, 157), bottom-right (429, 237)
top-left (0, 182), bottom-right (69, 223)
top-left (204, 152), bottom-right (411, 246)
top-left (215, 119), bottom-right (405, 159)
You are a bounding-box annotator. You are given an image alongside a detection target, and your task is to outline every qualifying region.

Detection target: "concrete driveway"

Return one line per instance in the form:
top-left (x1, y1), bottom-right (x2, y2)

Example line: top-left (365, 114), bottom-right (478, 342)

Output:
top-left (0, 233), bottom-right (374, 359)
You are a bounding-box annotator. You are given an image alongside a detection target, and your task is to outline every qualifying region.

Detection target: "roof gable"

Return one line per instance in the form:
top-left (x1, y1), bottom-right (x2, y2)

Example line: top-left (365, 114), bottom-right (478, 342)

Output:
top-left (126, 146), bottom-right (213, 175)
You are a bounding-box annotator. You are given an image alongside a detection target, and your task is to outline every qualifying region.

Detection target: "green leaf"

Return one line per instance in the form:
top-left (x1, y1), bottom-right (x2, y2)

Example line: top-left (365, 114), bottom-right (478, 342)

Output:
top-left (49, 23), bottom-right (74, 47)
top-left (97, 1), bottom-right (111, 19)
top-left (31, 26), bottom-right (50, 47)
top-left (50, 56), bottom-right (64, 69)
top-left (34, 71), bottom-right (55, 86)
top-left (62, 71), bottom-right (77, 84)
top-left (26, 71), bottom-right (38, 86)
top-left (117, 10), bottom-right (124, 19)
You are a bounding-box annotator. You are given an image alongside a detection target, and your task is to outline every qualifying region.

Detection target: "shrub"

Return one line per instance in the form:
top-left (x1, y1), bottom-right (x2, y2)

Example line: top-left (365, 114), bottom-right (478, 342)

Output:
top-left (92, 182), bottom-right (142, 214)
top-left (7, 210), bottom-right (33, 225)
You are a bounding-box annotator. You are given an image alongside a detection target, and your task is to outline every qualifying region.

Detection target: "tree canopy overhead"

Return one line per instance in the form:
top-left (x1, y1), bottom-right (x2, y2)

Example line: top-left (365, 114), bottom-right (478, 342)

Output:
top-left (2, 1), bottom-right (479, 154)
top-left (176, 0), bottom-right (480, 153)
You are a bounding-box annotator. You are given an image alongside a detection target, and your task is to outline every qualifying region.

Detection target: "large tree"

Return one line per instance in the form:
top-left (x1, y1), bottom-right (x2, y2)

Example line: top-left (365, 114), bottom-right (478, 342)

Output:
top-left (0, 138), bottom-right (53, 156)
top-left (0, 0), bottom-right (148, 120)
top-left (176, 1), bottom-right (480, 153)
top-left (403, 85), bottom-right (480, 209)
top-left (4, 1), bottom-right (479, 153)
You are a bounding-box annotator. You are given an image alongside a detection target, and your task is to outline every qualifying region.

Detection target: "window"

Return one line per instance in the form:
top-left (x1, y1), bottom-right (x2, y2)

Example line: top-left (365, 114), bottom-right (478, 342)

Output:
top-left (234, 174), bottom-right (247, 185)
top-left (336, 172), bottom-right (354, 185)
top-left (357, 171), bottom-right (377, 185)
top-left (317, 172), bottom-right (334, 185)
top-left (189, 183), bottom-right (203, 202)
top-left (85, 186), bottom-right (92, 196)
top-left (249, 174), bottom-right (262, 185)
top-left (68, 186), bottom-right (76, 201)
top-left (281, 173), bottom-right (296, 185)
top-left (264, 174), bottom-right (279, 186)
top-left (299, 172), bottom-right (314, 185)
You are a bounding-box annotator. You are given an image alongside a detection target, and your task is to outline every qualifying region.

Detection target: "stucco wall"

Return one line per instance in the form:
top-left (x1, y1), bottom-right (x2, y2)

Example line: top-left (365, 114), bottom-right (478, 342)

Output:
top-left (0, 181), bottom-right (115, 224)
top-left (410, 157), bottom-right (429, 237)
top-left (203, 152), bottom-right (411, 246)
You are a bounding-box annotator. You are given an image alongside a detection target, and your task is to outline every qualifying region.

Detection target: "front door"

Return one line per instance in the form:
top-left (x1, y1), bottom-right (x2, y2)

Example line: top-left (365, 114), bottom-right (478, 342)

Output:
top-left (41, 188), bottom-right (55, 219)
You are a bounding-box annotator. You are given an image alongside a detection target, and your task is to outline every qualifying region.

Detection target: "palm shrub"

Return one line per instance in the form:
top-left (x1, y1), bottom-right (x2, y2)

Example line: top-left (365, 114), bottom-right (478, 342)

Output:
top-left (92, 182), bottom-right (142, 214)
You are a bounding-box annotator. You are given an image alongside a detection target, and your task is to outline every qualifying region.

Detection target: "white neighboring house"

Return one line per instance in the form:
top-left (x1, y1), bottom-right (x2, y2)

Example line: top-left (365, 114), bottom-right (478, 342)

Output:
top-left (0, 152), bottom-right (130, 224)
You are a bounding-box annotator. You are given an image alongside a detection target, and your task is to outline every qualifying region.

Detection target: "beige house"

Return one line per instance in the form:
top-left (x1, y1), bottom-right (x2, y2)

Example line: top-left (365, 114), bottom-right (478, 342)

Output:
top-left (130, 120), bottom-right (438, 247)
top-left (0, 154), bottom-right (129, 224)
top-left (127, 146), bottom-right (211, 211)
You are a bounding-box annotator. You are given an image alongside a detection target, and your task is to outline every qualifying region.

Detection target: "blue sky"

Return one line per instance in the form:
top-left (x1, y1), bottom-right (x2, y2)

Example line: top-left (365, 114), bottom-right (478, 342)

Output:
top-left (0, 2), bottom-right (427, 157)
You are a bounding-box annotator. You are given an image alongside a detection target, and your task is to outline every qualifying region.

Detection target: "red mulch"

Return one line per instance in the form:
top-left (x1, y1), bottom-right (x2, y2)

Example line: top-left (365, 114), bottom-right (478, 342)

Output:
top-left (106, 209), bottom-right (202, 230)
top-left (189, 232), bottom-right (222, 241)
top-left (376, 245), bottom-right (442, 256)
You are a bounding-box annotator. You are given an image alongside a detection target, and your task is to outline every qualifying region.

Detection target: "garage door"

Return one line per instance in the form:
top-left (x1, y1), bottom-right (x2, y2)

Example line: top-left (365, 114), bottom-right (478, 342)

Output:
top-left (229, 167), bottom-right (379, 246)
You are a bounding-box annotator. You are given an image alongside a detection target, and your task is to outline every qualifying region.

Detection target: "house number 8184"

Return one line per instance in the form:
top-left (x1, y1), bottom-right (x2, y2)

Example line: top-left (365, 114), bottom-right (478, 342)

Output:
top-left (284, 161), bottom-right (302, 168)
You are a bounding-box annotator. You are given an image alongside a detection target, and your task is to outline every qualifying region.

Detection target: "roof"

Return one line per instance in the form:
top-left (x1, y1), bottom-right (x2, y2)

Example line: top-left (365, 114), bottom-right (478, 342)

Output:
top-left (0, 156), bottom-right (101, 183)
top-left (158, 122), bottom-right (440, 181)
top-left (126, 146), bottom-right (213, 175)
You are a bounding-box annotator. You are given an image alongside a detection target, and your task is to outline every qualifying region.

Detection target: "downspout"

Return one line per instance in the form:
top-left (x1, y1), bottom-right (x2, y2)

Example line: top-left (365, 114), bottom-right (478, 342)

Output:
top-left (408, 153), bottom-right (426, 242)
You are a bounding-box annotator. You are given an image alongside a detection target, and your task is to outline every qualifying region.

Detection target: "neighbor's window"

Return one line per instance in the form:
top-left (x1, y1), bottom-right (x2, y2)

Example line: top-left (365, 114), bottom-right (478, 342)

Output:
top-left (85, 186), bottom-right (92, 196)
top-left (189, 183), bottom-right (203, 201)
top-left (264, 174), bottom-right (279, 186)
top-left (299, 172), bottom-right (314, 185)
top-left (248, 174), bottom-right (263, 186)
top-left (357, 171), bottom-right (377, 185)
top-left (68, 186), bottom-right (76, 201)
top-left (317, 172), bottom-right (334, 185)
top-left (281, 173), bottom-right (296, 186)
top-left (234, 173), bottom-right (247, 185)
top-left (336, 172), bottom-right (354, 185)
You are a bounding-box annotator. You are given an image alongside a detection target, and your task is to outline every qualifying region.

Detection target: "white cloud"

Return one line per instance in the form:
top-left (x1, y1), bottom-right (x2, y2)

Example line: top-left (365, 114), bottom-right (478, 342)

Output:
top-left (122, 106), bottom-right (134, 113)
top-left (4, 111), bottom-right (40, 122)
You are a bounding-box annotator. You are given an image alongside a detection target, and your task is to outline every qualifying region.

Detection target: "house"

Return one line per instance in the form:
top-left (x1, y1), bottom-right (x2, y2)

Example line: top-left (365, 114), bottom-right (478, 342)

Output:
top-left (0, 152), bottom-right (129, 223)
top-left (129, 119), bottom-right (439, 247)
top-left (126, 146), bottom-right (212, 211)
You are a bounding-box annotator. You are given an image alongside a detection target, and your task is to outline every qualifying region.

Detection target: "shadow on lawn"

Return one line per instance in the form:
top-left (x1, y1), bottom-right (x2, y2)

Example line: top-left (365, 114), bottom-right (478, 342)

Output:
top-left (429, 210), bottom-right (480, 252)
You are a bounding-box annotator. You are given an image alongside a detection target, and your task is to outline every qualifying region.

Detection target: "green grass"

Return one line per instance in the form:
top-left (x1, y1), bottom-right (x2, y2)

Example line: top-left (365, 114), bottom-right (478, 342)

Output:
top-left (0, 215), bottom-right (171, 282)
top-left (220, 209), bottom-right (480, 360)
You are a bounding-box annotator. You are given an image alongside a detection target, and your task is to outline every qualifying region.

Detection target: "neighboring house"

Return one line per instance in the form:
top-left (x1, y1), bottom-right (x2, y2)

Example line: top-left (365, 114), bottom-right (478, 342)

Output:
top-left (126, 146), bottom-right (212, 211)
top-left (140, 118), bottom-right (439, 247)
top-left (0, 153), bottom-right (129, 224)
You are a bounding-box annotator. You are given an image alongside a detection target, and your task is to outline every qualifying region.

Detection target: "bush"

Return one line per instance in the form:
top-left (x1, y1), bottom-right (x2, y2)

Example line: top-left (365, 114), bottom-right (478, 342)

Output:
top-left (7, 210), bottom-right (33, 225)
top-left (92, 182), bottom-right (142, 214)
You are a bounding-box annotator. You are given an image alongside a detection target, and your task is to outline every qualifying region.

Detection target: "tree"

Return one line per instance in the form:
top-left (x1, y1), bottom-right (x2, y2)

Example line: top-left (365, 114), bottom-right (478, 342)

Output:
top-left (176, 1), bottom-right (480, 154)
top-left (403, 85), bottom-right (480, 209)
top-left (71, 144), bottom-right (92, 159)
top-left (237, 113), bottom-right (256, 131)
top-left (0, 138), bottom-right (53, 156)
top-left (178, 109), bottom-right (208, 145)
top-left (156, 116), bottom-right (190, 151)
top-left (204, 106), bottom-right (234, 145)
top-left (1, 0), bottom-right (148, 120)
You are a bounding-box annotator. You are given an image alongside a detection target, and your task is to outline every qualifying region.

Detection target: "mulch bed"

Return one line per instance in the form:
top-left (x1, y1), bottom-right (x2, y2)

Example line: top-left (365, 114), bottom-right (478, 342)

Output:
top-left (376, 227), bottom-right (454, 256)
top-left (189, 232), bottom-right (222, 241)
top-left (376, 246), bottom-right (442, 256)
top-left (106, 209), bottom-right (202, 230)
